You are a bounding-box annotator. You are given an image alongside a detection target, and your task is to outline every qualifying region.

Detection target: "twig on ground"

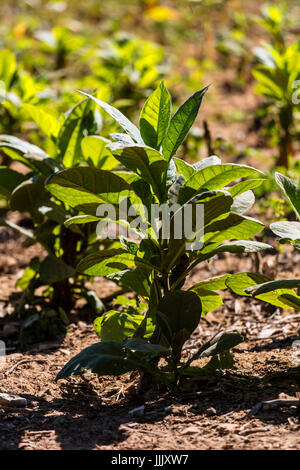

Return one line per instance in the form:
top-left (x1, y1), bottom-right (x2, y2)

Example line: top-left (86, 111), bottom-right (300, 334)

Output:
top-left (5, 358), bottom-right (48, 377)
top-left (248, 398), bottom-right (300, 415)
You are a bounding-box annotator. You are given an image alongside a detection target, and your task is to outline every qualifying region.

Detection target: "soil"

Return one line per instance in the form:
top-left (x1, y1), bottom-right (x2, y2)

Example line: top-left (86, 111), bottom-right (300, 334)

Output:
top-left (0, 225), bottom-right (299, 450)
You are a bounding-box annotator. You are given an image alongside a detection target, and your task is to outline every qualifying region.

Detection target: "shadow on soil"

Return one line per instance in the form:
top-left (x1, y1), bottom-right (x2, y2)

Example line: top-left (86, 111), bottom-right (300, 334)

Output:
top-left (1, 366), bottom-right (300, 450)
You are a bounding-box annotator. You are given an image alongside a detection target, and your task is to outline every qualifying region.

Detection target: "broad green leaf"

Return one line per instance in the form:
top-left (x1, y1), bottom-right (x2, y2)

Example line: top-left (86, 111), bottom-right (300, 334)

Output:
top-left (110, 133), bottom-right (135, 145)
top-left (214, 240), bottom-right (271, 253)
top-left (78, 90), bottom-right (143, 144)
top-left (181, 351), bottom-right (234, 376)
top-left (81, 135), bottom-right (118, 169)
top-left (174, 158), bottom-right (195, 180)
top-left (270, 221), bottom-right (300, 241)
top-left (0, 135), bottom-right (54, 175)
top-left (174, 156), bottom-right (222, 181)
top-left (204, 214), bottom-right (264, 245)
top-left (227, 179), bottom-right (265, 197)
top-left (193, 156), bottom-right (222, 170)
top-left (165, 190), bottom-right (234, 269)
top-left (178, 164), bottom-right (264, 205)
top-left (246, 279), bottom-right (300, 296)
top-left (10, 176), bottom-right (48, 224)
top-left (56, 341), bottom-right (145, 380)
top-left (36, 200), bottom-right (66, 225)
top-left (226, 272), bottom-right (271, 296)
top-left (45, 167), bottom-right (136, 214)
top-left (16, 257), bottom-right (40, 290)
top-left (140, 80), bottom-right (171, 149)
top-left (275, 172), bottom-right (300, 220)
top-left (77, 249), bottom-right (156, 277)
top-left (162, 86), bottom-right (208, 161)
top-left (190, 288), bottom-right (223, 316)
top-left (0, 167), bottom-right (26, 197)
top-left (227, 273), bottom-right (300, 309)
top-left (57, 99), bottom-right (96, 167)
top-left (191, 274), bottom-right (231, 292)
top-left (123, 338), bottom-right (168, 355)
top-left (65, 215), bottom-right (101, 227)
top-left (184, 331), bottom-right (244, 368)
top-left (22, 104), bottom-right (60, 138)
top-left (230, 190), bottom-right (255, 215)
top-left (108, 144), bottom-right (168, 201)
top-left (157, 290), bottom-right (202, 344)
top-left (39, 255), bottom-right (75, 284)
top-left (189, 241), bottom-right (271, 274)
top-left (94, 311), bottom-right (151, 342)
top-left (107, 267), bottom-right (151, 297)
top-left (0, 50), bottom-right (17, 88)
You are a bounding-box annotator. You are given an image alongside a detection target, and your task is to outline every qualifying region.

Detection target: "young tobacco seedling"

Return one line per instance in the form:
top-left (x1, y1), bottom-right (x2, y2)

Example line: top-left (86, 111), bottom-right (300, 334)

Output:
top-left (253, 42), bottom-right (300, 168)
top-left (0, 98), bottom-right (116, 342)
top-left (227, 172), bottom-right (300, 311)
top-left (49, 81), bottom-right (271, 388)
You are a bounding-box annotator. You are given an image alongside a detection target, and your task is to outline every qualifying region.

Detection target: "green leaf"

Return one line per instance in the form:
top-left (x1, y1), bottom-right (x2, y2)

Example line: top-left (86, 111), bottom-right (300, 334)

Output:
top-left (56, 341), bottom-right (144, 380)
top-left (174, 155), bottom-right (221, 181)
top-left (0, 166), bottom-right (26, 197)
top-left (162, 86), bottom-right (208, 161)
top-left (45, 167), bottom-right (136, 214)
top-left (123, 338), bottom-right (168, 355)
top-left (157, 291), bottom-right (202, 345)
top-left (65, 215), bottom-right (101, 227)
top-left (230, 190), bottom-right (255, 215)
top-left (204, 214), bottom-right (264, 246)
top-left (0, 135), bottom-right (55, 175)
top-left (270, 221), bottom-right (300, 241)
top-left (226, 272), bottom-right (271, 296)
top-left (191, 274), bottom-right (231, 292)
top-left (77, 249), bottom-right (156, 277)
top-left (107, 268), bottom-right (151, 297)
top-left (10, 176), bottom-right (48, 224)
top-left (108, 144), bottom-right (168, 201)
top-left (140, 80), bottom-right (171, 149)
top-left (181, 350), bottom-right (235, 377)
top-left (22, 104), bottom-right (60, 138)
top-left (190, 288), bottom-right (223, 316)
top-left (39, 255), bottom-right (75, 284)
top-left (184, 331), bottom-right (244, 368)
top-left (81, 135), bottom-right (118, 169)
top-left (78, 91), bottom-right (143, 144)
top-left (227, 273), bottom-right (300, 309)
top-left (94, 311), bottom-right (151, 342)
top-left (57, 99), bottom-right (96, 167)
top-left (165, 190), bottom-right (234, 269)
top-left (0, 49), bottom-right (17, 88)
top-left (246, 279), bottom-right (300, 296)
top-left (275, 172), bottom-right (300, 220)
top-left (178, 164), bottom-right (264, 205)
top-left (16, 257), bottom-right (40, 290)
top-left (227, 179), bottom-right (265, 197)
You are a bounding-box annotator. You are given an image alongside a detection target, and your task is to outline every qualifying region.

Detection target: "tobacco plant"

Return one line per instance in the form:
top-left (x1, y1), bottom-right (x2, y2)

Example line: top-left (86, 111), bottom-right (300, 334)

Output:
top-left (49, 82), bottom-right (271, 388)
top-left (253, 42), bottom-right (300, 168)
top-left (0, 98), bottom-right (116, 341)
top-left (0, 49), bottom-right (46, 134)
top-left (227, 172), bottom-right (300, 310)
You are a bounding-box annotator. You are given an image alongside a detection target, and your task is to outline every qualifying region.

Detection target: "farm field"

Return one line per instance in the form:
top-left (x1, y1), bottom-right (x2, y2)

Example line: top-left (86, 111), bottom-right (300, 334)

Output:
top-left (0, 0), bottom-right (300, 452)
